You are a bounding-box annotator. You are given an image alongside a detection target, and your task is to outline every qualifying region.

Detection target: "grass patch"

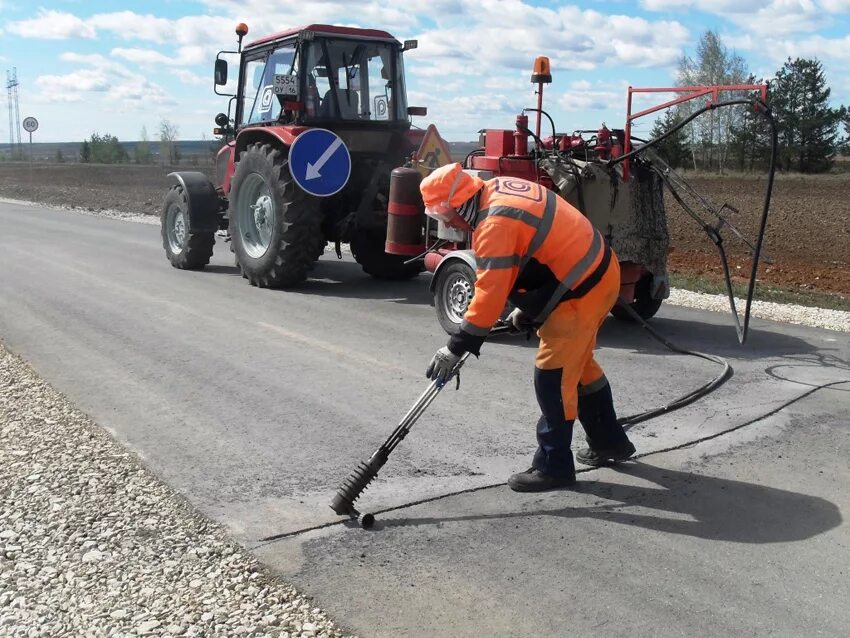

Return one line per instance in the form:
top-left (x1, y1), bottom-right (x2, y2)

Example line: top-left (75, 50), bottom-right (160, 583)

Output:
top-left (669, 272), bottom-right (850, 312)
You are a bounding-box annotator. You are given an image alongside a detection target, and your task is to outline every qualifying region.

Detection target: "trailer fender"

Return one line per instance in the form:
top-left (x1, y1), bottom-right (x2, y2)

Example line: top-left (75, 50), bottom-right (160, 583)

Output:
top-left (167, 172), bottom-right (221, 233)
top-left (429, 249), bottom-right (477, 294)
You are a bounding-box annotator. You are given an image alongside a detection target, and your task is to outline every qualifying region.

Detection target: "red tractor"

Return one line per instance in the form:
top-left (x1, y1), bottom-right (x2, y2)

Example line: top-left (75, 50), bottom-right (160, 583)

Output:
top-left (161, 23), bottom-right (427, 286)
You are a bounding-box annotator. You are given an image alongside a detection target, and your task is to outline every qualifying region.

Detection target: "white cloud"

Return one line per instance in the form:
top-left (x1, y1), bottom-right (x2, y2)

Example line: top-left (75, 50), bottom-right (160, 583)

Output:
top-left (642, 0), bottom-right (825, 34)
top-left (172, 69), bottom-right (208, 86)
top-left (821, 0), bottom-right (850, 10)
top-left (112, 48), bottom-right (180, 67)
top-left (6, 9), bottom-right (96, 39)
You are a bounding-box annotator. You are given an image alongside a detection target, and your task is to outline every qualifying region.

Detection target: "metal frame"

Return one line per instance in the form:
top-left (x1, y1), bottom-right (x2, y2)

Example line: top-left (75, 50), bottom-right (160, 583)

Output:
top-left (623, 84), bottom-right (768, 180)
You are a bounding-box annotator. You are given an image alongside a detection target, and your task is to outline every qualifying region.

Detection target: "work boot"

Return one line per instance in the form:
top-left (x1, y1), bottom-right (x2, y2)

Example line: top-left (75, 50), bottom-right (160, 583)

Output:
top-left (507, 467), bottom-right (576, 492)
top-left (576, 441), bottom-right (636, 467)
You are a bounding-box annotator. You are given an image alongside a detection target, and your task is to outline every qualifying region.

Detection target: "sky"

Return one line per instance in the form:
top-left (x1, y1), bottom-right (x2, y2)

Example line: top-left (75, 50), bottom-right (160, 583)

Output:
top-left (1, 0), bottom-right (849, 144)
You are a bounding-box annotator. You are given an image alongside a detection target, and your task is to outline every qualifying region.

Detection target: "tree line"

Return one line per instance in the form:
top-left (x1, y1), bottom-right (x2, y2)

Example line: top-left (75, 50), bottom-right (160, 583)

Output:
top-left (649, 31), bottom-right (848, 174)
top-left (77, 120), bottom-right (183, 166)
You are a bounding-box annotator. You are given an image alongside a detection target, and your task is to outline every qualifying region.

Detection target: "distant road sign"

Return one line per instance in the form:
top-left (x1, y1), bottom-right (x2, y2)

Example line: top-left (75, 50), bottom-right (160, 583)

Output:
top-left (414, 124), bottom-right (452, 177)
top-left (288, 129), bottom-right (351, 197)
top-left (22, 117), bottom-right (38, 133)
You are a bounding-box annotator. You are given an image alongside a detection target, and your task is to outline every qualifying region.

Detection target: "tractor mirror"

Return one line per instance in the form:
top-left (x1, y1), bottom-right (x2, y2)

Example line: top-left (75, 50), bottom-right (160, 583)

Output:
top-left (214, 59), bottom-right (228, 85)
top-left (215, 113), bottom-right (229, 127)
top-left (403, 40), bottom-right (418, 52)
top-left (407, 106), bottom-right (427, 117)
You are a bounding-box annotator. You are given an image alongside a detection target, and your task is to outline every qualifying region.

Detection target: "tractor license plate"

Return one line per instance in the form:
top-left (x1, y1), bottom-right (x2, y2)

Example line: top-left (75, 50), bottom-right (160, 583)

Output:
top-left (273, 74), bottom-right (298, 96)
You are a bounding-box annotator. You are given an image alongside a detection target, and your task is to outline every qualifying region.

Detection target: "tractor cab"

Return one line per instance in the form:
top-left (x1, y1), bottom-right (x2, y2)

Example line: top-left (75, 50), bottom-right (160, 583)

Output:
top-left (215, 25), bottom-right (418, 136)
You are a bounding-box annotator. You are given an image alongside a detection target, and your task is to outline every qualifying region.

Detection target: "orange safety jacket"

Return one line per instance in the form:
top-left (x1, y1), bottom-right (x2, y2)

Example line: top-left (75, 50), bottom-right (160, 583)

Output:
top-left (448, 177), bottom-right (612, 355)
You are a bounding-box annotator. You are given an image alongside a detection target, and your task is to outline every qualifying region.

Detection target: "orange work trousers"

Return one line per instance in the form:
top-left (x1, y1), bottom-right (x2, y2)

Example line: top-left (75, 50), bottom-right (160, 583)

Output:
top-left (534, 257), bottom-right (621, 420)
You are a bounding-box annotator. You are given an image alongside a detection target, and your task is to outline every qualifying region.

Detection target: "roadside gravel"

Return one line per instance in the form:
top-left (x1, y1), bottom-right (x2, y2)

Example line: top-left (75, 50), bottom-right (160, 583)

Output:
top-left (0, 344), bottom-right (352, 638)
top-left (667, 288), bottom-right (850, 333)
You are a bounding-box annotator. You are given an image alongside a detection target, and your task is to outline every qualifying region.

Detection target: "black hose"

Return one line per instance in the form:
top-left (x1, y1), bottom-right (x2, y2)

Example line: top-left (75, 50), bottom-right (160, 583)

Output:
top-left (522, 108), bottom-right (557, 142)
top-left (464, 148), bottom-right (485, 168)
top-left (610, 97), bottom-right (778, 344)
top-left (611, 299), bottom-right (732, 429)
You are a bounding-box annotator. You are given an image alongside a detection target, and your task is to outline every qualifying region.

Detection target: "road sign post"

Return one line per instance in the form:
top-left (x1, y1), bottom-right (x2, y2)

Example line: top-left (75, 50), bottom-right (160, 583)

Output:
top-left (22, 117), bottom-right (38, 191)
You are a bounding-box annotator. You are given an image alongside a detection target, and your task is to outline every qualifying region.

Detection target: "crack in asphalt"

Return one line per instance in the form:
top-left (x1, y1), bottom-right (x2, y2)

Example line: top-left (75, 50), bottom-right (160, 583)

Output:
top-left (254, 378), bottom-right (850, 546)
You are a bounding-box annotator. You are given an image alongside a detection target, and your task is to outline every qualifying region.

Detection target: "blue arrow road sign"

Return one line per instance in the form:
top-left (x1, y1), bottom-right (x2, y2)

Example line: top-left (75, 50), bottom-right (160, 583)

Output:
top-left (288, 129), bottom-right (351, 197)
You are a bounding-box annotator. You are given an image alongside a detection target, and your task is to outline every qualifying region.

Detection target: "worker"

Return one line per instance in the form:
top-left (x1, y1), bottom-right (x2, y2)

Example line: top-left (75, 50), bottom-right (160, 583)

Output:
top-left (422, 163), bottom-right (636, 492)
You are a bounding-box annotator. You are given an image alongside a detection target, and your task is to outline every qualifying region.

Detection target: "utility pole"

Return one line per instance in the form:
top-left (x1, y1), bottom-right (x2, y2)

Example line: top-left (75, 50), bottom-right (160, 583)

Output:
top-left (6, 68), bottom-right (22, 159)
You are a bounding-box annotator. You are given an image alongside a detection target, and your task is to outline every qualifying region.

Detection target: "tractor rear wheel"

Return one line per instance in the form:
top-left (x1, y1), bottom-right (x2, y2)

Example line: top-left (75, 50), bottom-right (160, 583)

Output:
top-left (229, 142), bottom-right (324, 288)
top-left (161, 185), bottom-right (215, 270)
top-left (350, 230), bottom-right (423, 280)
top-left (611, 272), bottom-right (663, 322)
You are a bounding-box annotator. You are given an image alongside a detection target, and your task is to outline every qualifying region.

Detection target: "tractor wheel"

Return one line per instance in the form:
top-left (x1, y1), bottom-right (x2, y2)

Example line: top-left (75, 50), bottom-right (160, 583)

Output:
top-left (161, 185), bottom-right (215, 270)
top-left (434, 260), bottom-right (476, 335)
top-left (229, 142), bottom-right (324, 288)
top-left (611, 272), bottom-right (663, 322)
top-left (350, 230), bottom-right (423, 280)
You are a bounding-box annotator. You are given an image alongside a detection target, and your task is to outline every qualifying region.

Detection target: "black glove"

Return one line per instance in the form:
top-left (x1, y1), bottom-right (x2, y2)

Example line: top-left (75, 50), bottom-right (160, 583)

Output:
top-left (425, 346), bottom-right (462, 384)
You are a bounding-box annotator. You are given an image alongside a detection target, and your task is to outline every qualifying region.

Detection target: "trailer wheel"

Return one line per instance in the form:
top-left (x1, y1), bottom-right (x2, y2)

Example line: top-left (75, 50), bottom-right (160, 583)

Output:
top-left (161, 185), bottom-right (215, 270)
top-left (611, 273), bottom-right (663, 322)
top-left (434, 260), bottom-right (476, 335)
top-left (350, 230), bottom-right (423, 281)
top-left (229, 142), bottom-right (324, 288)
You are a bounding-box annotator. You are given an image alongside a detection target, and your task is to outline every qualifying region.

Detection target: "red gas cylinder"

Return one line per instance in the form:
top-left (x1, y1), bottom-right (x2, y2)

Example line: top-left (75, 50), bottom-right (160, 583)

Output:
top-left (597, 124), bottom-right (612, 160)
top-left (514, 114), bottom-right (529, 156)
top-left (385, 167), bottom-right (426, 256)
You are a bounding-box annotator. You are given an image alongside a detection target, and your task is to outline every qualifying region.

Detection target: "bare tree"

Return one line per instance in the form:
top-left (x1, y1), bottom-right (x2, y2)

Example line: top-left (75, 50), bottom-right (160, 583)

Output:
top-left (677, 31), bottom-right (750, 172)
top-left (159, 119), bottom-right (180, 166)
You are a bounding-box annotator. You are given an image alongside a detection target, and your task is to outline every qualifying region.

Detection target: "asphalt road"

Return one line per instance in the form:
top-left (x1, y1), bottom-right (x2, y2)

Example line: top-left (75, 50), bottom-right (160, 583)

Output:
top-left (1, 201), bottom-right (848, 637)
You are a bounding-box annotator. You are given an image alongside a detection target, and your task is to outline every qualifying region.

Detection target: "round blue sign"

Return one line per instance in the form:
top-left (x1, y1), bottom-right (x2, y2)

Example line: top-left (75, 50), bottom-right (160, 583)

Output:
top-left (288, 129), bottom-right (351, 197)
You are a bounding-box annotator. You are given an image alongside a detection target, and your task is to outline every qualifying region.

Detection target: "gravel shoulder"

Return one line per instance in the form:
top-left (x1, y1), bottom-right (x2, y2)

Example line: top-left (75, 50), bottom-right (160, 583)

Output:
top-left (0, 343), bottom-right (352, 638)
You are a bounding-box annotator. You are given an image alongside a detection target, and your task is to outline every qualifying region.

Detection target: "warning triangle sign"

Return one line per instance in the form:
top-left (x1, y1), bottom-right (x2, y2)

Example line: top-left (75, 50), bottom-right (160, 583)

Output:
top-left (413, 124), bottom-right (453, 177)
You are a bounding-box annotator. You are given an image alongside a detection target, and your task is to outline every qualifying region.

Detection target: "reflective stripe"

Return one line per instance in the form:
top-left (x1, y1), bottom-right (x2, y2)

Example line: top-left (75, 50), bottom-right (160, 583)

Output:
top-left (578, 374), bottom-right (609, 396)
top-left (534, 230), bottom-right (604, 322)
top-left (460, 320), bottom-right (490, 337)
top-left (478, 255), bottom-right (520, 270)
top-left (520, 189), bottom-right (557, 272)
top-left (485, 206), bottom-right (541, 228)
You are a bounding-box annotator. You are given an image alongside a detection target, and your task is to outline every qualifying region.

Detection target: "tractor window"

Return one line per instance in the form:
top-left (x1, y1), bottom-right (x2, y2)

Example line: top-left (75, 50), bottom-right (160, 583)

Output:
top-left (302, 39), bottom-right (407, 122)
top-left (239, 45), bottom-right (297, 126)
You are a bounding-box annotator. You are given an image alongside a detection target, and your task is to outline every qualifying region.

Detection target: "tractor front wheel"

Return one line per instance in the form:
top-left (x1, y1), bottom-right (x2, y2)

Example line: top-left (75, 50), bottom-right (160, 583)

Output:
top-left (229, 143), bottom-right (324, 288)
top-left (350, 230), bottom-right (423, 281)
top-left (161, 186), bottom-right (215, 270)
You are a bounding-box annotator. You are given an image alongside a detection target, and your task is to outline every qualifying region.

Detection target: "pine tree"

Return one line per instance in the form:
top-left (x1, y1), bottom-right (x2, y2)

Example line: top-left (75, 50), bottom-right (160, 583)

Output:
top-left (649, 109), bottom-right (689, 169)
top-left (770, 58), bottom-right (844, 173)
top-left (80, 140), bottom-right (91, 163)
top-left (55, 149), bottom-right (65, 163)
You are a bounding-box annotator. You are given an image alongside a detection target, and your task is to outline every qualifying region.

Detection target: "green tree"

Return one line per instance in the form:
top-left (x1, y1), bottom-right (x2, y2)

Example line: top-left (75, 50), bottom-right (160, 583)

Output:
top-left (88, 133), bottom-right (128, 164)
top-left (134, 125), bottom-right (152, 165)
top-left (55, 148), bottom-right (65, 163)
top-left (80, 140), bottom-right (91, 163)
top-left (727, 73), bottom-right (773, 171)
top-left (649, 109), bottom-right (689, 169)
top-left (770, 57), bottom-right (844, 173)
top-left (677, 30), bottom-right (750, 171)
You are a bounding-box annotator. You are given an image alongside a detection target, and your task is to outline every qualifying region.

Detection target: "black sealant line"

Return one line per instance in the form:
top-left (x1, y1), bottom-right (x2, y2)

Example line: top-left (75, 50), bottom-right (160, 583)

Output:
top-left (256, 378), bottom-right (850, 545)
